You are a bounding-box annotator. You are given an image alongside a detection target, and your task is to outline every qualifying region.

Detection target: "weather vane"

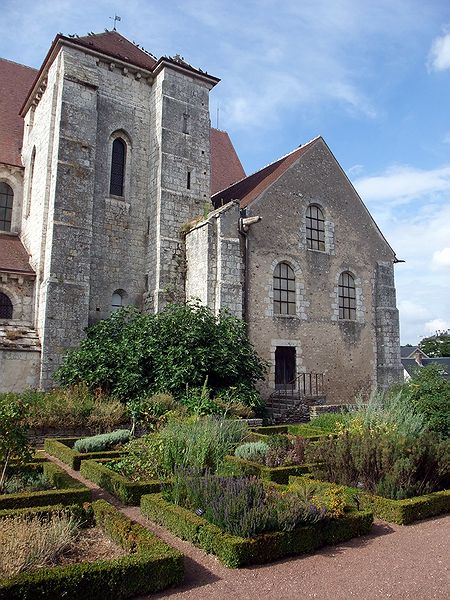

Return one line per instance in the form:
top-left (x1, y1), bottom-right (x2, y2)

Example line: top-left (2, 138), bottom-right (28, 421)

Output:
top-left (109, 14), bottom-right (121, 30)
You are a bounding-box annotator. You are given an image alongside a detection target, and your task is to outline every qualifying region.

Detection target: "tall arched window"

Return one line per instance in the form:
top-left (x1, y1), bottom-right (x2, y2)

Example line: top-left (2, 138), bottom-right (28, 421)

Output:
top-left (273, 262), bottom-right (296, 315)
top-left (26, 147), bottom-right (36, 218)
top-left (0, 183), bottom-right (14, 231)
top-left (110, 138), bottom-right (126, 196)
top-left (306, 204), bottom-right (325, 251)
top-left (338, 272), bottom-right (356, 320)
top-left (111, 289), bottom-right (126, 312)
top-left (0, 292), bottom-right (13, 319)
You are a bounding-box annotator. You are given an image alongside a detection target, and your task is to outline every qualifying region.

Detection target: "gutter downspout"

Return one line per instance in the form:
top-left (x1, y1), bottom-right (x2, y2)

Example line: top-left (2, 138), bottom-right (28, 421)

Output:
top-left (239, 211), bottom-right (261, 323)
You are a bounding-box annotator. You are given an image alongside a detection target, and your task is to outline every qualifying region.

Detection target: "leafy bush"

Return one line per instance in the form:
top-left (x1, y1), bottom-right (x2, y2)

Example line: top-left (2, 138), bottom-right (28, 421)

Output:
top-left (164, 471), bottom-right (339, 537)
top-left (55, 303), bottom-right (267, 408)
top-left (306, 429), bottom-right (449, 499)
top-left (0, 512), bottom-right (79, 578)
top-left (235, 442), bottom-right (269, 463)
top-left (111, 417), bottom-right (248, 480)
top-left (309, 412), bottom-right (353, 432)
top-left (0, 395), bottom-right (31, 493)
top-left (403, 365), bottom-right (450, 438)
top-left (2, 472), bottom-right (52, 495)
top-left (419, 330), bottom-right (450, 357)
top-left (126, 393), bottom-right (186, 434)
top-left (73, 429), bottom-right (131, 453)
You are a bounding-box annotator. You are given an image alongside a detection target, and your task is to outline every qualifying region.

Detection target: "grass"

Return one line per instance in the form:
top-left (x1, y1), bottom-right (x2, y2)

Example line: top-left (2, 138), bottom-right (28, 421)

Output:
top-left (0, 513), bottom-right (79, 578)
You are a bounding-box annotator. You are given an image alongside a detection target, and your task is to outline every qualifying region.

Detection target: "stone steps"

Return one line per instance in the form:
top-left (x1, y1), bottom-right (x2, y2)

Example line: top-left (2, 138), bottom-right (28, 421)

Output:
top-left (0, 323), bottom-right (41, 350)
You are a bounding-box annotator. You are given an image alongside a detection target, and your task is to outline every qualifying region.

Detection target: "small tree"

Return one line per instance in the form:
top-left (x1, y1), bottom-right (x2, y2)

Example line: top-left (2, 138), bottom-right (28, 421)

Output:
top-left (405, 365), bottom-right (450, 438)
top-left (0, 394), bottom-right (32, 492)
top-left (419, 330), bottom-right (450, 357)
top-left (55, 302), bottom-right (267, 408)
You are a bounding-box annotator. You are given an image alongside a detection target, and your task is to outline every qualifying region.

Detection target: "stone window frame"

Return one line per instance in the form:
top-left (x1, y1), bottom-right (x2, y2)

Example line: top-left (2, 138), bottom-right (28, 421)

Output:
top-left (0, 181), bottom-right (14, 232)
top-left (0, 284), bottom-right (20, 322)
top-left (300, 201), bottom-right (335, 254)
top-left (0, 291), bottom-right (13, 319)
top-left (331, 268), bottom-right (365, 323)
top-left (273, 262), bottom-right (296, 316)
top-left (269, 339), bottom-right (304, 391)
top-left (107, 130), bottom-right (132, 200)
top-left (265, 258), bottom-right (308, 320)
top-left (111, 288), bottom-right (128, 313)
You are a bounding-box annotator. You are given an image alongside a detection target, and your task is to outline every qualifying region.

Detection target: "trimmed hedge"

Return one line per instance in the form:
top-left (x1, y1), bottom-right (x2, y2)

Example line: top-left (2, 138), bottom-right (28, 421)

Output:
top-left (0, 500), bottom-right (184, 599)
top-left (0, 502), bottom-right (93, 523)
top-left (222, 455), bottom-right (315, 484)
top-left (250, 425), bottom-right (334, 442)
top-left (80, 460), bottom-right (161, 505)
top-left (0, 462), bottom-right (91, 510)
top-left (141, 492), bottom-right (373, 568)
top-left (44, 438), bottom-right (123, 470)
top-left (289, 476), bottom-right (450, 525)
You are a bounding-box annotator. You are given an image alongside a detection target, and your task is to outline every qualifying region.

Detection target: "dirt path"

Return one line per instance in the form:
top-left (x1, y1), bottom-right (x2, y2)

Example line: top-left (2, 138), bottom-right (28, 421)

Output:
top-left (46, 453), bottom-right (450, 600)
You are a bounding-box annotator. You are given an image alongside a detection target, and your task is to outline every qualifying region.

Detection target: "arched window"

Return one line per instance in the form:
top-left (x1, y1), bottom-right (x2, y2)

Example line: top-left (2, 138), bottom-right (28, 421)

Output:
top-left (0, 292), bottom-right (13, 319)
top-left (306, 204), bottom-right (325, 251)
top-left (0, 183), bottom-right (14, 231)
top-left (273, 262), bottom-right (296, 315)
top-left (26, 147), bottom-right (36, 218)
top-left (338, 272), bottom-right (356, 320)
top-left (110, 138), bottom-right (126, 196)
top-left (111, 289), bottom-right (126, 312)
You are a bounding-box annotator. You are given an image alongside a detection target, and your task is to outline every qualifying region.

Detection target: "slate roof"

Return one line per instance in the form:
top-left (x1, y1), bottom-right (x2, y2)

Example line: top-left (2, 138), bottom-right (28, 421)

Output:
top-left (210, 128), bottom-right (246, 194)
top-left (0, 233), bottom-right (34, 274)
top-left (0, 58), bottom-right (37, 167)
top-left (402, 357), bottom-right (450, 380)
top-left (400, 346), bottom-right (428, 359)
top-left (211, 137), bottom-right (320, 209)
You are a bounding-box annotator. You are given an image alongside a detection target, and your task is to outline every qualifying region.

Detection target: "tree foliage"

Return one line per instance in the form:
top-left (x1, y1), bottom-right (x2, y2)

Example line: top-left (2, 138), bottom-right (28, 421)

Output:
top-left (0, 394), bottom-right (32, 492)
top-left (55, 303), bottom-right (267, 407)
top-left (418, 330), bottom-right (450, 357)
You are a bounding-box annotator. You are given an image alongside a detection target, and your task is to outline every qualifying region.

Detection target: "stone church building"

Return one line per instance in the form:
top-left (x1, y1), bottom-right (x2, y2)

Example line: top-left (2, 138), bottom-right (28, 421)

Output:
top-left (0, 30), bottom-right (402, 404)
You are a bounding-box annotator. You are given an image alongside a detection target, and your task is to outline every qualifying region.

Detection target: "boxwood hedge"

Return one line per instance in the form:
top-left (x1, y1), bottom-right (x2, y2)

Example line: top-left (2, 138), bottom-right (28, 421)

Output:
top-left (44, 438), bottom-right (123, 470)
top-left (289, 475), bottom-right (450, 525)
top-left (140, 492), bottom-right (373, 568)
top-left (222, 454), bottom-right (315, 484)
top-left (80, 459), bottom-right (161, 505)
top-left (0, 462), bottom-right (91, 510)
top-left (0, 500), bottom-right (183, 599)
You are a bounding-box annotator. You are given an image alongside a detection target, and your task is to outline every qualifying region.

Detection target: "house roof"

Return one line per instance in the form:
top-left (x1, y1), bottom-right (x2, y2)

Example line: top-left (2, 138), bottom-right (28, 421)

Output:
top-left (400, 345), bottom-right (429, 359)
top-left (0, 234), bottom-right (34, 274)
top-left (0, 58), bottom-right (37, 167)
top-left (210, 128), bottom-right (245, 195)
top-left (402, 357), bottom-right (450, 380)
top-left (211, 137), bottom-right (320, 209)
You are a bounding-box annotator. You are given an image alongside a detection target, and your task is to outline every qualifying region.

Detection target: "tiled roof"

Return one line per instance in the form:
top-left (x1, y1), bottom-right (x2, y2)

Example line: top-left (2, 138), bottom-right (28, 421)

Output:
top-left (0, 58), bottom-right (37, 167)
top-left (212, 137), bottom-right (320, 209)
top-left (210, 128), bottom-right (245, 195)
top-left (0, 234), bottom-right (34, 274)
top-left (69, 31), bottom-right (157, 72)
top-left (402, 357), bottom-right (450, 380)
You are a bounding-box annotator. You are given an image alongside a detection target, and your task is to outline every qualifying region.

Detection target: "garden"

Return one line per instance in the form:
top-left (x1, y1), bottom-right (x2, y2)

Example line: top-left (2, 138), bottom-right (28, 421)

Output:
top-left (1, 304), bottom-right (449, 594)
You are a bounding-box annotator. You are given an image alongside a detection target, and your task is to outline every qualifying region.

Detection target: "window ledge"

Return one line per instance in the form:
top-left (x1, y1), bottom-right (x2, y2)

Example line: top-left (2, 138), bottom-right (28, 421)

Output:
top-left (273, 314), bottom-right (298, 319)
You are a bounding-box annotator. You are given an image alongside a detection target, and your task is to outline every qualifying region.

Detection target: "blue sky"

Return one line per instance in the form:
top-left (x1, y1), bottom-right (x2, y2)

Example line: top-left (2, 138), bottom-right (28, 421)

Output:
top-left (1, 0), bottom-right (449, 344)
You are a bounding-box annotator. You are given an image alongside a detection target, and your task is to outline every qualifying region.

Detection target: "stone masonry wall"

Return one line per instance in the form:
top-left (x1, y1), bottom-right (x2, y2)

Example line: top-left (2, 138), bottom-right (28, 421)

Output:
top-left (244, 139), bottom-right (401, 403)
top-left (0, 348), bottom-right (40, 392)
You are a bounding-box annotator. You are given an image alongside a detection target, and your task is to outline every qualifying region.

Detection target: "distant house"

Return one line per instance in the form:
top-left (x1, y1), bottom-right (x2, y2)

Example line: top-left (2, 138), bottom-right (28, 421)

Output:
top-left (400, 346), bottom-right (450, 381)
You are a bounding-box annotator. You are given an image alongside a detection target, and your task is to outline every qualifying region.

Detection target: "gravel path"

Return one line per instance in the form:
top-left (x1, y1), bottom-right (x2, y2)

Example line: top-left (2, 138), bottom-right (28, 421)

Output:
top-left (46, 453), bottom-right (450, 600)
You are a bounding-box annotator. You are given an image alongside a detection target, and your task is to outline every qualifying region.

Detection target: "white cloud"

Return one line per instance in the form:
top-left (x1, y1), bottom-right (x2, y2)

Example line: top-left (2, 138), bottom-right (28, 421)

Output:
top-left (347, 164), bottom-right (364, 177)
top-left (432, 247), bottom-right (450, 268)
top-left (424, 318), bottom-right (450, 334)
top-left (428, 29), bottom-right (450, 72)
top-left (398, 300), bottom-right (430, 321)
top-left (354, 164), bottom-right (450, 203)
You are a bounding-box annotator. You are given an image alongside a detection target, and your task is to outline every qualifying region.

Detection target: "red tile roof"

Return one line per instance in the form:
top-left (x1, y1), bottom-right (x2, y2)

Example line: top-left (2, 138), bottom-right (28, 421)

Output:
top-left (0, 59), bottom-right (37, 167)
top-left (212, 137), bottom-right (320, 209)
top-left (69, 31), bottom-right (157, 72)
top-left (0, 234), bottom-right (34, 274)
top-left (210, 128), bottom-right (246, 195)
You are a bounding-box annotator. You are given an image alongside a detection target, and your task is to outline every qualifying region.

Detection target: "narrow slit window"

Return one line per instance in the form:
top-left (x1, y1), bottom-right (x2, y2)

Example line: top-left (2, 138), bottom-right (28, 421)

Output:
top-left (338, 272), bottom-right (356, 320)
top-left (187, 170), bottom-right (191, 190)
top-left (182, 113), bottom-right (189, 134)
top-left (306, 204), bottom-right (325, 251)
top-left (0, 183), bottom-right (14, 231)
top-left (110, 138), bottom-right (126, 196)
top-left (273, 262), bottom-right (296, 315)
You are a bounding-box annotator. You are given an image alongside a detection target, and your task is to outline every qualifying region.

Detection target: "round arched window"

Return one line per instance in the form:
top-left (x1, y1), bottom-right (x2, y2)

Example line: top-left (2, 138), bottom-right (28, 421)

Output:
top-left (111, 289), bottom-right (126, 312)
top-left (0, 292), bottom-right (13, 319)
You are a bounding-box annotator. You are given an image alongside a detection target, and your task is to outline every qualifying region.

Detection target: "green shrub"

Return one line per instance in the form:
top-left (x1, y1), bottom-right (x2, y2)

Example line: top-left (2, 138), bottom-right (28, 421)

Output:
top-left (235, 442), bottom-right (269, 463)
top-left (309, 412), bottom-right (353, 432)
top-left (73, 429), bottom-right (131, 453)
top-left (306, 429), bottom-right (449, 500)
top-left (2, 472), bottom-right (52, 495)
top-left (114, 417), bottom-right (248, 480)
top-left (0, 394), bottom-right (31, 493)
top-left (127, 393), bottom-right (186, 434)
top-left (55, 302), bottom-right (267, 408)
